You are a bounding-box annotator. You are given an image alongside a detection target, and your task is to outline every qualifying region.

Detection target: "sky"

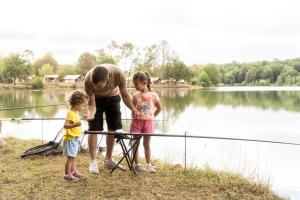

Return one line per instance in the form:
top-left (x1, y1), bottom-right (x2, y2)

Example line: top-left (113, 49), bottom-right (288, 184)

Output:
top-left (1, 0), bottom-right (300, 66)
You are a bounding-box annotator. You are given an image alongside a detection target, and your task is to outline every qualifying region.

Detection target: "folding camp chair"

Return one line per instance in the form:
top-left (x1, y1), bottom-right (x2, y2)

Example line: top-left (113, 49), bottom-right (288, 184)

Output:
top-left (110, 133), bottom-right (142, 175)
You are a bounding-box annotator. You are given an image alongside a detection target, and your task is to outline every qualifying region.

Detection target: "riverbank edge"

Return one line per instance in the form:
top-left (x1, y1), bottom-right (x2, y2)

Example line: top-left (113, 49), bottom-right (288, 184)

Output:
top-left (0, 137), bottom-right (286, 200)
top-left (0, 83), bottom-right (202, 90)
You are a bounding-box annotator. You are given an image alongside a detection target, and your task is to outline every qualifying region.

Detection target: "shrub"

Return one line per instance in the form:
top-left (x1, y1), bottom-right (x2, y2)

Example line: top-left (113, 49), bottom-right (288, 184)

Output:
top-left (31, 77), bottom-right (44, 89)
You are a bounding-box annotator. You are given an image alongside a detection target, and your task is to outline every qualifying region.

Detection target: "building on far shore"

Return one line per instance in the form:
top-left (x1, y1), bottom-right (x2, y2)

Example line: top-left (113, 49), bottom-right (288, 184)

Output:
top-left (63, 75), bottom-right (83, 83)
top-left (44, 75), bottom-right (59, 83)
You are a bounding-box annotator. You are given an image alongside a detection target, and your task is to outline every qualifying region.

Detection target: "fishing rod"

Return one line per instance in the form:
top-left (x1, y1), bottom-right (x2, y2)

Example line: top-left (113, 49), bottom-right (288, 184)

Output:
top-left (0, 117), bottom-right (65, 121)
top-left (0, 104), bottom-right (66, 111)
top-left (0, 117), bottom-right (167, 121)
top-left (85, 131), bottom-right (300, 146)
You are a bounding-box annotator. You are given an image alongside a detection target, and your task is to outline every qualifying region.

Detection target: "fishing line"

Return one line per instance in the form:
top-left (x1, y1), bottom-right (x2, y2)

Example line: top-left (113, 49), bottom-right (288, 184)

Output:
top-left (0, 104), bottom-right (66, 111)
top-left (85, 131), bottom-right (300, 146)
top-left (0, 117), bottom-right (167, 121)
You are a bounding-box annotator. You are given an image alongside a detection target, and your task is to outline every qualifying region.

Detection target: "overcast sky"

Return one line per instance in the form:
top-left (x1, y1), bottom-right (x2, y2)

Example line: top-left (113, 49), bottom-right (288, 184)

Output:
top-left (1, 0), bottom-right (300, 65)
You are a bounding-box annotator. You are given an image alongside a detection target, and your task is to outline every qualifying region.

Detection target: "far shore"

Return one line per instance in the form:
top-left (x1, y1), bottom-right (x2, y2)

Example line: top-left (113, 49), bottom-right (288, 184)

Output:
top-left (0, 82), bottom-right (197, 90)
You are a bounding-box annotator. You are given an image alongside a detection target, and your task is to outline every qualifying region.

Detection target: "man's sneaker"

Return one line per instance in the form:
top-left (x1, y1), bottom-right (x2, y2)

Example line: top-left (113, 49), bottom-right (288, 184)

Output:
top-left (64, 174), bottom-right (79, 182)
top-left (133, 163), bottom-right (146, 172)
top-left (145, 164), bottom-right (156, 173)
top-left (89, 161), bottom-right (99, 174)
top-left (104, 159), bottom-right (126, 171)
top-left (72, 171), bottom-right (85, 179)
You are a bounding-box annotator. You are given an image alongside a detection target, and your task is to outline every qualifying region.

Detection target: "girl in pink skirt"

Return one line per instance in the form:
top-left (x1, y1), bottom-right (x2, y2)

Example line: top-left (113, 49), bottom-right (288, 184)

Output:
top-left (130, 72), bottom-right (161, 173)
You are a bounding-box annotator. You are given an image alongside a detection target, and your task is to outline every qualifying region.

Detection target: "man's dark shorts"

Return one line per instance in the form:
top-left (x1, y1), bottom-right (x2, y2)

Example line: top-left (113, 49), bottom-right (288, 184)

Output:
top-left (88, 95), bottom-right (122, 131)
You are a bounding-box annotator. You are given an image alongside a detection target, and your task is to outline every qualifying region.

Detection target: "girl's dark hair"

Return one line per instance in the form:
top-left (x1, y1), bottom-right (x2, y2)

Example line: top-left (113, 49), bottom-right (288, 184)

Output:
top-left (133, 71), bottom-right (152, 91)
top-left (68, 90), bottom-right (88, 106)
top-left (92, 66), bottom-right (108, 84)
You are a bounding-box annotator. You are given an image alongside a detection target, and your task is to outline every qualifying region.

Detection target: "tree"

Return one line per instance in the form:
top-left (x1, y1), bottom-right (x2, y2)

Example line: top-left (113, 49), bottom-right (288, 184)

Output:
top-left (119, 42), bottom-right (135, 75)
top-left (143, 44), bottom-right (160, 74)
top-left (0, 57), bottom-right (5, 82)
top-left (57, 64), bottom-right (78, 80)
top-left (21, 50), bottom-right (34, 63)
top-left (223, 71), bottom-right (236, 85)
top-left (95, 49), bottom-right (117, 65)
top-left (268, 63), bottom-right (284, 83)
top-left (159, 40), bottom-right (170, 78)
top-left (245, 66), bottom-right (258, 84)
top-left (2, 54), bottom-right (32, 85)
top-left (203, 64), bottom-right (221, 85)
top-left (163, 60), bottom-right (193, 81)
top-left (77, 52), bottom-right (96, 75)
top-left (38, 64), bottom-right (54, 76)
top-left (199, 71), bottom-right (211, 87)
top-left (276, 66), bottom-right (297, 85)
top-left (34, 53), bottom-right (59, 73)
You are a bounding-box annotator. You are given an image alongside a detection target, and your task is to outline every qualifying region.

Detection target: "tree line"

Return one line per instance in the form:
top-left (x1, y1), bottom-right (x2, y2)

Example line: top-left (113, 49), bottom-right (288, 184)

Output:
top-left (1, 40), bottom-right (300, 87)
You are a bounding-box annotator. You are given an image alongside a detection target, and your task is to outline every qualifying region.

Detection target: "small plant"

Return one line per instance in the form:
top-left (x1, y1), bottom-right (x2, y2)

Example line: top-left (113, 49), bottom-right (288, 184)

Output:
top-left (31, 77), bottom-right (44, 89)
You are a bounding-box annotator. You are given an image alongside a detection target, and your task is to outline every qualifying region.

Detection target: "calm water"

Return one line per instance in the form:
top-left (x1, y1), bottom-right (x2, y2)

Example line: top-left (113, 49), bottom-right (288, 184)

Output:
top-left (1, 86), bottom-right (300, 199)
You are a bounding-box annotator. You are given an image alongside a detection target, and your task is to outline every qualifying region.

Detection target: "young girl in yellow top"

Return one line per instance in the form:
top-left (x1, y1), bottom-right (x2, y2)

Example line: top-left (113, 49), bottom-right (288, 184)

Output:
top-left (63, 90), bottom-right (88, 182)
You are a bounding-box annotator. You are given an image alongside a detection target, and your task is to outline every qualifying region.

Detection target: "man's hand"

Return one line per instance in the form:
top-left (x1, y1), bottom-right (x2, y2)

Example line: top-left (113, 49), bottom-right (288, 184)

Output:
top-left (132, 109), bottom-right (142, 118)
top-left (83, 113), bottom-right (94, 121)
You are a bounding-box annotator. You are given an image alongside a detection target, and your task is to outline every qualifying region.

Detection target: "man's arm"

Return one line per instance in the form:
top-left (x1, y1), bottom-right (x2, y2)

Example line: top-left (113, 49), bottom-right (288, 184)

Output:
top-left (87, 94), bottom-right (96, 120)
top-left (119, 87), bottom-right (138, 114)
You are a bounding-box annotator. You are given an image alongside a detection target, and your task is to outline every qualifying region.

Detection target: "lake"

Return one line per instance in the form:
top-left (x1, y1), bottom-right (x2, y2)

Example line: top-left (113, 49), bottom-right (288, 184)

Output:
top-left (1, 86), bottom-right (300, 199)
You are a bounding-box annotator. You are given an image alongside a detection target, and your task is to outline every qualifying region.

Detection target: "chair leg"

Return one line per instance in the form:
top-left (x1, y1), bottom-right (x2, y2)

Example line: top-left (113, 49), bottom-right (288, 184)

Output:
top-left (110, 135), bottom-right (142, 176)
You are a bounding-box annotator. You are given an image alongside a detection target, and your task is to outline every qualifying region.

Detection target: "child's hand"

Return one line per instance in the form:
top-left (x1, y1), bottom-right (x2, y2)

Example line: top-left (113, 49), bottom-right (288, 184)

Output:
top-left (84, 113), bottom-right (94, 121)
top-left (132, 109), bottom-right (143, 118)
top-left (74, 122), bottom-right (81, 127)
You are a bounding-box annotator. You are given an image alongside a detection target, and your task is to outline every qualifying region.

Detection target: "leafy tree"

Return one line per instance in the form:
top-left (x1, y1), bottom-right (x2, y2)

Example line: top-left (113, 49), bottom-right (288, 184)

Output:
top-left (163, 60), bottom-right (193, 81)
top-left (223, 71), bottom-right (236, 85)
top-left (2, 54), bottom-right (32, 85)
top-left (268, 63), bottom-right (284, 83)
top-left (38, 64), bottom-right (54, 76)
top-left (119, 42), bottom-right (135, 74)
top-left (237, 66), bottom-right (248, 83)
top-left (203, 64), bottom-right (221, 85)
top-left (95, 49), bottom-right (117, 65)
top-left (197, 70), bottom-right (211, 87)
top-left (159, 40), bottom-right (170, 78)
top-left (245, 66), bottom-right (258, 84)
top-left (276, 66), bottom-right (297, 85)
top-left (77, 52), bottom-right (96, 75)
top-left (287, 58), bottom-right (300, 72)
top-left (31, 77), bottom-right (44, 89)
top-left (0, 57), bottom-right (5, 82)
top-left (34, 53), bottom-right (58, 73)
top-left (142, 44), bottom-right (160, 74)
top-left (57, 64), bottom-right (78, 80)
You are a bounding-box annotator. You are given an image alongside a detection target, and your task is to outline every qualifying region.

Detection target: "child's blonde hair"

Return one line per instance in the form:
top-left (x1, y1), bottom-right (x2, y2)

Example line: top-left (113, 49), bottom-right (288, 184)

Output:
top-left (132, 71), bottom-right (152, 91)
top-left (68, 90), bottom-right (88, 107)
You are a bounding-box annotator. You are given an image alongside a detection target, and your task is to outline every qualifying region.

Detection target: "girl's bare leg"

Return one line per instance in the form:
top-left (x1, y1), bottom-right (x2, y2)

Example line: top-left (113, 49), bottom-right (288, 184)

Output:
top-left (143, 136), bottom-right (151, 164)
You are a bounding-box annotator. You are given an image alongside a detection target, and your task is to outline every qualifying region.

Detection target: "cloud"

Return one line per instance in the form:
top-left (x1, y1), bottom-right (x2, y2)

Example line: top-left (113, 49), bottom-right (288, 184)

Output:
top-left (1, 0), bottom-right (300, 64)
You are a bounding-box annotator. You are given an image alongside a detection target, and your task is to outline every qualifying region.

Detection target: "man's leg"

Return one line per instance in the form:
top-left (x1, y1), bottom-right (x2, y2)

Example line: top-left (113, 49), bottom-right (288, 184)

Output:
top-left (105, 131), bottom-right (115, 160)
top-left (104, 95), bottom-right (125, 170)
top-left (104, 96), bottom-right (121, 162)
top-left (88, 134), bottom-right (97, 160)
top-left (88, 133), bottom-right (100, 173)
top-left (88, 104), bottom-right (103, 174)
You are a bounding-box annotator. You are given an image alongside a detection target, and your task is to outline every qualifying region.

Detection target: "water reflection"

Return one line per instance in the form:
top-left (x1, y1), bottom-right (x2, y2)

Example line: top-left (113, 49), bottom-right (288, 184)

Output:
top-left (2, 88), bottom-right (300, 120)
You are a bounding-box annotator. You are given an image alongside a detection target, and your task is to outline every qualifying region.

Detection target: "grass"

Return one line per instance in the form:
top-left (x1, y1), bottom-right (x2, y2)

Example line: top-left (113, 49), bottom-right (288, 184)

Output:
top-left (0, 138), bottom-right (287, 200)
